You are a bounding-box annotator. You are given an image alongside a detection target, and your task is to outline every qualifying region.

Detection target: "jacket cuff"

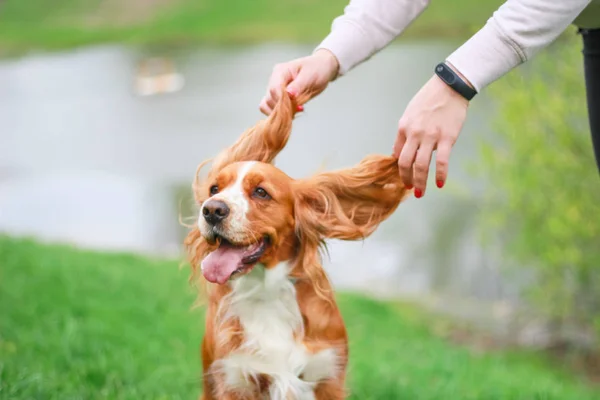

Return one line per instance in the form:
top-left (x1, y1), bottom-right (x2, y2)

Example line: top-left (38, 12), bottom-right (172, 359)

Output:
top-left (315, 20), bottom-right (376, 76)
top-left (446, 19), bottom-right (525, 92)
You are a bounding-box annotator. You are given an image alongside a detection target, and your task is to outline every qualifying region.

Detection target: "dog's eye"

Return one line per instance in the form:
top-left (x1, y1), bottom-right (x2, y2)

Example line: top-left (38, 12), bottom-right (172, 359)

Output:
top-left (209, 185), bottom-right (219, 195)
top-left (253, 187), bottom-right (271, 200)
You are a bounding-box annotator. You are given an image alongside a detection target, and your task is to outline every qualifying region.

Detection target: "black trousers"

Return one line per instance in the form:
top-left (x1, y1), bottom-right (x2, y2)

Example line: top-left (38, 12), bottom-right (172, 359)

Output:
top-left (580, 28), bottom-right (600, 173)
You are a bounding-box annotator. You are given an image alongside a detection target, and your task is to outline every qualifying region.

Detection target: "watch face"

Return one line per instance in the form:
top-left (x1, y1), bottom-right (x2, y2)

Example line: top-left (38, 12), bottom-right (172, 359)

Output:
top-left (437, 65), bottom-right (456, 85)
top-left (435, 63), bottom-right (476, 100)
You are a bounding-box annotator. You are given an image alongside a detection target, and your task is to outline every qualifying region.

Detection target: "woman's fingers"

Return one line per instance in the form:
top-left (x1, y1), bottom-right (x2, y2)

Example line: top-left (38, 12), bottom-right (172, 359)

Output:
top-left (435, 139), bottom-right (453, 188)
top-left (397, 137), bottom-right (419, 190)
top-left (259, 97), bottom-right (273, 115)
top-left (413, 140), bottom-right (435, 197)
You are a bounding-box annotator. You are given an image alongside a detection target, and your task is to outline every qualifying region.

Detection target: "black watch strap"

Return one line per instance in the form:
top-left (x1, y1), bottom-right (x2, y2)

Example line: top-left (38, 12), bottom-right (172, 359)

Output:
top-left (434, 62), bottom-right (477, 101)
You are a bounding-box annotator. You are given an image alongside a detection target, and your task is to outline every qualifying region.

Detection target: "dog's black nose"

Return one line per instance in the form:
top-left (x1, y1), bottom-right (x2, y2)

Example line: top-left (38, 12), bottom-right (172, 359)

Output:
top-left (202, 200), bottom-right (230, 225)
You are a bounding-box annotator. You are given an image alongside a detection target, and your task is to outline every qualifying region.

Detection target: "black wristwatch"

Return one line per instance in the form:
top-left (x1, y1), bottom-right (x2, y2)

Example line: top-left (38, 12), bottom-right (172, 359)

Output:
top-left (434, 62), bottom-right (477, 101)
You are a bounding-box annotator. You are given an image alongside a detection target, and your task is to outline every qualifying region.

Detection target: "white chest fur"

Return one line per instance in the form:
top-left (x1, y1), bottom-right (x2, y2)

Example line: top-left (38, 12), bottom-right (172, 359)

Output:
top-left (213, 264), bottom-right (338, 400)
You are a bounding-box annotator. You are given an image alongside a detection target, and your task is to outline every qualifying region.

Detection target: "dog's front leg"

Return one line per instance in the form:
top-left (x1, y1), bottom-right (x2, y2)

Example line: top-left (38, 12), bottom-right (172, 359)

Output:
top-left (314, 380), bottom-right (347, 400)
top-left (200, 332), bottom-right (218, 399)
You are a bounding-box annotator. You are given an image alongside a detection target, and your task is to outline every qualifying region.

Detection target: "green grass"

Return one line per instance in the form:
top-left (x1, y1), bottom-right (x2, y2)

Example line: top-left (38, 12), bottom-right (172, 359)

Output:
top-left (0, 0), bottom-right (503, 55)
top-left (0, 235), bottom-right (597, 399)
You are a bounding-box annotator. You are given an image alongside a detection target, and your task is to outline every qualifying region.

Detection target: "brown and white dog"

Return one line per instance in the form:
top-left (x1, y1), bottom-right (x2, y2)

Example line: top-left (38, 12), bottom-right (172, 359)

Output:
top-left (184, 91), bottom-right (410, 400)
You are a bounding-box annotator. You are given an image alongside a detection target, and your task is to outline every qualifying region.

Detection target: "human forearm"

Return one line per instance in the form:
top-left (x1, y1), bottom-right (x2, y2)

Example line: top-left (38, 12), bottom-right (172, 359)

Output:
top-left (315, 0), bottom-right (431, 75)
top-left (447, 0), bottom-right (592, 92)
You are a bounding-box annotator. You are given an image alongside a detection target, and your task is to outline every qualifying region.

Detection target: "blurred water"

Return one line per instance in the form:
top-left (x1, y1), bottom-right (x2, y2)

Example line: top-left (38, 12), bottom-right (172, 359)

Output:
top-left (0, 43), bottom-right (523, 316)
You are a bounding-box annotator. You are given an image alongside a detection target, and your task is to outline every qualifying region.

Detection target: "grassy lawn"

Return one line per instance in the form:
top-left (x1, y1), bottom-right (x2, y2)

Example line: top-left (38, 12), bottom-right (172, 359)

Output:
top-left (0, 235), bottom-right (597, 399)
top-left (0, 0), bottom-right (503, 55)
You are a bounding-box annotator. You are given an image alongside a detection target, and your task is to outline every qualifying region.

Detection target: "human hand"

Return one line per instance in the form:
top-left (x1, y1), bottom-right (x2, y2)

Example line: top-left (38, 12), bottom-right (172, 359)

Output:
top-left (259, 49), bottom-right (340, 115)
top-left (392, 70), bottom-right (471, 198)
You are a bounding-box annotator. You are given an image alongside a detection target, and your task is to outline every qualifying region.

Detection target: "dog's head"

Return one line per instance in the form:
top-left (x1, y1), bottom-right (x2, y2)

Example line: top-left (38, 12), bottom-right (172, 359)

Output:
top-left (196, 160), bottom-right (296, 284)
top-left (186, 91), bottom-right (410, 287)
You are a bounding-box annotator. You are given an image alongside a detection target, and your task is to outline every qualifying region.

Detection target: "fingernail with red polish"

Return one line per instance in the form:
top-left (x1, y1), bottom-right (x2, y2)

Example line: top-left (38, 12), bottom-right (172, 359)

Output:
top-left (297, 105), bottom-right (304, 112)
top-left (406, 184), bottom-right (413, 190)
top-left (414, 189), bottom-right (423, 198)
top-left (436, 180), bottom-right (445, 188)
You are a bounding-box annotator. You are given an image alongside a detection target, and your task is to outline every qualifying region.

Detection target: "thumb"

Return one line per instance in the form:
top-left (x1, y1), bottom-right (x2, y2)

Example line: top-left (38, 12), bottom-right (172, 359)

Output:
top-left (285, 70), bottom-right (314, 104)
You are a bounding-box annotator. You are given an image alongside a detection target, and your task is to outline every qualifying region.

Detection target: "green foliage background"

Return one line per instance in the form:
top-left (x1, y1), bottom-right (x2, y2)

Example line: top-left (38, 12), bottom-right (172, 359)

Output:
top-left (0, 0), bottom-right (503, 55)
top-left (478, 34), bottom-right (600, 337)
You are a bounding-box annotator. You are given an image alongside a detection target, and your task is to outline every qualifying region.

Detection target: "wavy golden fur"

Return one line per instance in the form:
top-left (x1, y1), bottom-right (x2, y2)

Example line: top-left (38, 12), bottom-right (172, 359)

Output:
top-left (184, 88), bottom-right (410, 399)
top-left (184, 88), bottom-right (409, 285)
top-left (184, 89), bottom-right (304, 285)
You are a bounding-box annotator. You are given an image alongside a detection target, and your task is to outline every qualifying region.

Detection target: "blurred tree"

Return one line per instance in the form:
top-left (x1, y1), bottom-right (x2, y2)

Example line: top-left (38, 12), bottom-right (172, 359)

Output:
top-left (477, 32), bottom-right (600, 346)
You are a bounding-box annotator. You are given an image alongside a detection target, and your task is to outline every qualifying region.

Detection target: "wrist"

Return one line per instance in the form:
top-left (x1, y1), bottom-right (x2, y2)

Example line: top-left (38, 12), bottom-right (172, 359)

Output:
top-left (445, 61), bottom-right (474, 90)
top-left (430, 74), bottom-right (469, 107)
top-left (434, 61), bottom-right (477, 101)
top-left (313, 49), bottom-right (340, 81)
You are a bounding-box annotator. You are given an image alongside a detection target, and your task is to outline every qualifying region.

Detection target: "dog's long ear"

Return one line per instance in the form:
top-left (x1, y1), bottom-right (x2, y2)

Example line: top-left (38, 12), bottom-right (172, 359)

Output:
top-left (293, 155), bottom-right (410, 243)
top-left (192, 89), bottom-right (304, 204)
top-left (211, 89), bottom-right (304, 172)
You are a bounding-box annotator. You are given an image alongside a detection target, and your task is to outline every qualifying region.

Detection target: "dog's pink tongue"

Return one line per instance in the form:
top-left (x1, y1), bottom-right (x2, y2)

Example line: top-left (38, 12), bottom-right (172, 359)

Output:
top-left (201, 246), bottom-right (245, 285)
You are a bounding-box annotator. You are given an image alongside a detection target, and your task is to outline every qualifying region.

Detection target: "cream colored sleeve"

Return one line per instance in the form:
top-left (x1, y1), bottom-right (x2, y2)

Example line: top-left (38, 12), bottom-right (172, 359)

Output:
top-left (315, 0), bottom-right (431, 75)
top-left (446, 0), bottom-right (592, 92)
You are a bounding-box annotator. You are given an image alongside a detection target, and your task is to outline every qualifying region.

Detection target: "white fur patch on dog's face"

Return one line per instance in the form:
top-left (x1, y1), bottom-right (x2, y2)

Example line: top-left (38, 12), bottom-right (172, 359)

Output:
top-left (198, 161), bottom-right (256, 241)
